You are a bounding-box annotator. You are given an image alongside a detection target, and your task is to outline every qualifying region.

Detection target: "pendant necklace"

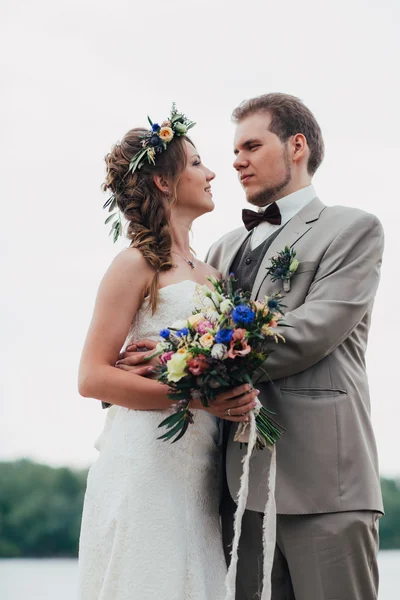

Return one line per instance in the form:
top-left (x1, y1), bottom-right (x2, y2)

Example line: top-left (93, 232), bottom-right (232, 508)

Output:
top-left (172, 251), bottom-right (195, 269)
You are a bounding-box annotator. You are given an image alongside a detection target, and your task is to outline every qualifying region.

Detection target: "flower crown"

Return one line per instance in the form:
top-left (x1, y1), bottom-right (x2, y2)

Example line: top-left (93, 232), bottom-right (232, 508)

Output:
top-left (103, 104), bottom-right (195, 242)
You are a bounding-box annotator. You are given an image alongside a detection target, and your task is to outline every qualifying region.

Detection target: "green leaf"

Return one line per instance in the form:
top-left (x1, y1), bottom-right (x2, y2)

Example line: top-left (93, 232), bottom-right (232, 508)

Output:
top-left (157, 419), bottom-right (185, 441)
top-left (102, 194), bottom-right (114, 210)
top-left (129, 148), bottom-right (148, 174)
top-left (147, 115), bottom-right (153, 127)
top-left (157, 411), bottom-right (184, 429)
top-left (171, 419), bottom-right (189, 443)
top-left (104, 213), bottom-right (115, 225)
top-left (158, 411), bottom-right (184, 429)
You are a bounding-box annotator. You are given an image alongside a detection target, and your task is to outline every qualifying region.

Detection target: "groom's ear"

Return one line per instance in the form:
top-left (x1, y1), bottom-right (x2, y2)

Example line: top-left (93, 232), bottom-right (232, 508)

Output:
top-left (153, 174), bottom-right (170, 194)
top-left (290, 133), bottom-right (309, 164)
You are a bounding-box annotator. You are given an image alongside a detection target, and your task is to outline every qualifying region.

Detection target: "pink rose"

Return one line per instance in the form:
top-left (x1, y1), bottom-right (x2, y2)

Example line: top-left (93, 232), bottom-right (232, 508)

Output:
top-left (197, 320), bottom-right (213, 335)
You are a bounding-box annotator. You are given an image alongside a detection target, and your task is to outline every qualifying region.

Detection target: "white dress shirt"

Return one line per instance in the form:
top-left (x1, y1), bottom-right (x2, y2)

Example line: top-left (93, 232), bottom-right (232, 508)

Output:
top-left (250, 184), bottom-right (317, 250)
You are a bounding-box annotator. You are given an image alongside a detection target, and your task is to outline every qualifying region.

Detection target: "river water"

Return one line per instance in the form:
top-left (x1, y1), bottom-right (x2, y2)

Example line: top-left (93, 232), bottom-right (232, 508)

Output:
top-left (0, 552), bottom-right (399, 598)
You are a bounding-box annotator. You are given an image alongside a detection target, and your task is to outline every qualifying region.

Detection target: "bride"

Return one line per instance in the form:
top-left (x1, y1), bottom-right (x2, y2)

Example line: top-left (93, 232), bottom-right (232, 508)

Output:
top-left (77, 107), bottom-right (258, 600)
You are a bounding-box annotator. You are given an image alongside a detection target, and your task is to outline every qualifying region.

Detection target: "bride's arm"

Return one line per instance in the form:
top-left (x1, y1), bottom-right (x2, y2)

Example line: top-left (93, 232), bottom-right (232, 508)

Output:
top-left (78, 248), bottom-right (173, 410)
top-left (78, 248), bottom-right (257, 417)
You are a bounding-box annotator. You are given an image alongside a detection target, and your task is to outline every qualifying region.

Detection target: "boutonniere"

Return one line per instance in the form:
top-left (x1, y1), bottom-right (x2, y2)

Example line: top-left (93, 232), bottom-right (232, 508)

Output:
top-left (266, 246), bottom-right (299, 292)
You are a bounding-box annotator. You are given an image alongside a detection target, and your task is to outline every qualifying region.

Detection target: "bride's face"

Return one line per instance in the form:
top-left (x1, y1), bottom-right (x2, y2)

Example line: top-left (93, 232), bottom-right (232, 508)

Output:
top-left (175, 140), bottom-right (215, 217)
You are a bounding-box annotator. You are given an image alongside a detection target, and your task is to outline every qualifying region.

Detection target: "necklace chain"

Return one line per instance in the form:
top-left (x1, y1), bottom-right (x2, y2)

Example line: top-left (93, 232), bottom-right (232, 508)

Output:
top-left (171, 251), bottom-right (195, 269)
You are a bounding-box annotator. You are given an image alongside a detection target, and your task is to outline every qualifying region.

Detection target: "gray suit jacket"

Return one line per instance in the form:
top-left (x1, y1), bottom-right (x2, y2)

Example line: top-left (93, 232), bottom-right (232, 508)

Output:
top-left (206, 197), bottom-right (384, 515)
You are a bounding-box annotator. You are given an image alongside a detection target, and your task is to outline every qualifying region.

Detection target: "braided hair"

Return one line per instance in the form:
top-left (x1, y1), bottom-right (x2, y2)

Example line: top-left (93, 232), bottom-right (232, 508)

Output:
top-left (102, 128), bottom-right (189, 313)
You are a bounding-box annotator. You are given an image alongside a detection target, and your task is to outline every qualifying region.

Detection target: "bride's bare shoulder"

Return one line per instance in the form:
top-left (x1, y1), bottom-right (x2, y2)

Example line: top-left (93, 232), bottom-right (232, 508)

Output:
top-left (102, 247), bottom-right (153, 292)
top-left (196, 260), bottom-right (221, 280)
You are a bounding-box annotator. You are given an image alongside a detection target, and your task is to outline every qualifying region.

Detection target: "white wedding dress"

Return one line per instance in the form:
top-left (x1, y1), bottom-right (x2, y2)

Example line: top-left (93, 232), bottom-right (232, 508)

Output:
top-left (78, 280), bottom-right (227, 600)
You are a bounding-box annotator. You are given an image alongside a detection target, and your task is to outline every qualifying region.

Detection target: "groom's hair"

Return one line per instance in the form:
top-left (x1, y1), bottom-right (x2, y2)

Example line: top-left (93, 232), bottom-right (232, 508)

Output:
top-left (232, 93), bottom-right (324, 175)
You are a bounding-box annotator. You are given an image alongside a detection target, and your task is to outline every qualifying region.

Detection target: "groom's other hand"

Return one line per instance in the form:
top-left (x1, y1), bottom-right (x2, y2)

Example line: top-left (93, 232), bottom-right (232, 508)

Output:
top-left (203, 384), bottom-right (259, 422)
top-left (115, 339), bottom-right (158, 376)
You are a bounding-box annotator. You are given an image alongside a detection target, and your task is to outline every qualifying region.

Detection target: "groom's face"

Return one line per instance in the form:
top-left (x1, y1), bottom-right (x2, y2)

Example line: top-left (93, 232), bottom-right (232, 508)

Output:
top-left (233, 112), bottom-right (291, 207)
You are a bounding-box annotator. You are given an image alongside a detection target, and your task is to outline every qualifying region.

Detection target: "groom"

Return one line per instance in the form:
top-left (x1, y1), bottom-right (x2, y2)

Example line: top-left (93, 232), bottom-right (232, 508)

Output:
top-left (206, 93), bottom-right (384, 600)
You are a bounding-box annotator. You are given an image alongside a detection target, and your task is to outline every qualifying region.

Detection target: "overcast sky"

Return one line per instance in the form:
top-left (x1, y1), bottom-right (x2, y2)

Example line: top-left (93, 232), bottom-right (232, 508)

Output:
top-left (1, 0), bottom-right (399, 476)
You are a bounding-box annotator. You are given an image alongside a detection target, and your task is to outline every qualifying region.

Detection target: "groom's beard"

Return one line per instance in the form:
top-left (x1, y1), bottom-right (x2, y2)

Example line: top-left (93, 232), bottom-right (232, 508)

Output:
top-left (247, 147), bottom-right (291, 208)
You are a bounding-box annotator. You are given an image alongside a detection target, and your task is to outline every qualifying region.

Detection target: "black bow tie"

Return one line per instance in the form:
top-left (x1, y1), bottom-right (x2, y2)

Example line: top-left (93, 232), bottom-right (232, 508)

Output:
top-left (242, 202), bottom-right (282, 231)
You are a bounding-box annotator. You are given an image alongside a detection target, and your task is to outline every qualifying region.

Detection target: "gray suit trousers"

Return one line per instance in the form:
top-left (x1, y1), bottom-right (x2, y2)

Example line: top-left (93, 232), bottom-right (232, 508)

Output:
top-left (221, 488), bottom-right (381, 600)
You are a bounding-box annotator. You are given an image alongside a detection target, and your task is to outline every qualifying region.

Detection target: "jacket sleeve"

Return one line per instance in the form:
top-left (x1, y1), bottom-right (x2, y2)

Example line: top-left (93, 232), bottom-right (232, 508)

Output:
top-left (253, 212), bottom-right (384, 383)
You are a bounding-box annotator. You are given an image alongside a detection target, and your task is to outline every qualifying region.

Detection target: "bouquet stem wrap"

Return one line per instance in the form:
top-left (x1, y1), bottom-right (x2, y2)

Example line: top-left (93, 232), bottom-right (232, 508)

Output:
top-left (224, 399), bottom-right (277, 600)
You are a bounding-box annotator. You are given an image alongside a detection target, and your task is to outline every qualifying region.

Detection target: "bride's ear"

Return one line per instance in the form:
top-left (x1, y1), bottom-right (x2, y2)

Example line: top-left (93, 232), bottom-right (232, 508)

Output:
top-left (153, 174), bottom-right (170, 195)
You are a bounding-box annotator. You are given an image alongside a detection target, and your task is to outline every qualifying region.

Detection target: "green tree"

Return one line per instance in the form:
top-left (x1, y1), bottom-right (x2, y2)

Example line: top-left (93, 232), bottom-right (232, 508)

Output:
top-left (0, 459), bottom-right (399, 557)
top-left (0, 459), bottom-right (87, 557)
top-left (380, 477), bottom-right (400, 549)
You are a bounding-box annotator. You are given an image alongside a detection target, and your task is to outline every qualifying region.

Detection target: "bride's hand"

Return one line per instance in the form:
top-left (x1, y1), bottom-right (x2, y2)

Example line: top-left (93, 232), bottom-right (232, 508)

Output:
top-left (194, 384), bottom-right (259, 423)
top-left (115, 339), bottom-right (158, 376)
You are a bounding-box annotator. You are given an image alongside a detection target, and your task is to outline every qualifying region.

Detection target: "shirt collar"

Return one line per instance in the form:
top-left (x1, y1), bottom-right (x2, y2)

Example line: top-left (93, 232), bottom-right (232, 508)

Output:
top-left (275, 184), bottom-right (316, 225)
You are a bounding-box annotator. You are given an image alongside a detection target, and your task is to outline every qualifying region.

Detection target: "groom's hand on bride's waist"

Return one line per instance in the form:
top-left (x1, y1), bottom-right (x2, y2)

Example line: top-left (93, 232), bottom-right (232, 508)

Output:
top-left (194, 384), bottom-right (259, 423)
top-left (115, 339), bottom-right (158, 376)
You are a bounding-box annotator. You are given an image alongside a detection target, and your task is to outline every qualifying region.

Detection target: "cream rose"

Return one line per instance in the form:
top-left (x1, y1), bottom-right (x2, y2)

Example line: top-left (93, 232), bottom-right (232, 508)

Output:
top-left (159, 126), bottom-right (174, 143)
top-left (188, 313), bottom-right (206, 328)
top-left (199, 333), bottom-right (215, 348)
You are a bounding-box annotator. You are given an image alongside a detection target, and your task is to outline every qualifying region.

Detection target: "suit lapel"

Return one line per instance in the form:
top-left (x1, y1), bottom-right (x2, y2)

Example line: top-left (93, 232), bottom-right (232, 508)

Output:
top-left (251, 197), bottom-right (326, 299)
top-left (220, 229), bottom-right (250, 277)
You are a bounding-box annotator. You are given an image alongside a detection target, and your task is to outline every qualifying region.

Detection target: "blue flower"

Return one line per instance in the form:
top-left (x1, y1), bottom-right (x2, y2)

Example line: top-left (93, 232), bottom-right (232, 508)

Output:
top-left (215, 329), bottom-right (234, 344)
top-left (152, 123), bottom-right (160, 132)
top-left (267, 298), bottom-right (279, 310)
top-left (160, 329), bottom-right (171, 339)
top-left (231, 305), bottom-right (255, 326)
top-left (176, 327), bottom-right (189, 338)
top-left (150, 134), bottom-right (161, 147)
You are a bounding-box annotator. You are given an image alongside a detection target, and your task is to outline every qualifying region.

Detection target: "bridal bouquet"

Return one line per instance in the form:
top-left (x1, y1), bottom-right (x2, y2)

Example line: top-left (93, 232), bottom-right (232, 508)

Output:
top-left (150, 275), bottom-right (287, 448)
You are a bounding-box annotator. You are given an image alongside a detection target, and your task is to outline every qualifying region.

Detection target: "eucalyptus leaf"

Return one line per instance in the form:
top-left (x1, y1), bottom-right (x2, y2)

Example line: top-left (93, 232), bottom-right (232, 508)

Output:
top-left (103, 195), bottom-right (114, 210)
top-left (105, 213), bottom-right (115, 225)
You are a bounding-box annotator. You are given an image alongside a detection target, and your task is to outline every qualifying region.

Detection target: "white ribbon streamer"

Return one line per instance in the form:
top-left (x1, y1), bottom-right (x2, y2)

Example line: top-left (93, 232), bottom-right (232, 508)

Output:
top-left (224, 399), bottom-right (277, 600)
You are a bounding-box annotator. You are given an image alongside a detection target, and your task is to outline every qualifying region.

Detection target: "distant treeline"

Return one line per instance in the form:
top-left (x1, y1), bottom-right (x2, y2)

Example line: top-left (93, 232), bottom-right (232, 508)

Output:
top-left (0, 459), bottom-right (399, 557)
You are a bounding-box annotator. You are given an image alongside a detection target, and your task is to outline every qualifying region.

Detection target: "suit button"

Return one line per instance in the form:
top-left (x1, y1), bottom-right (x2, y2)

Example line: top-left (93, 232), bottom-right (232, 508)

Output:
top-left (245, 258), bottom-right (252, 265)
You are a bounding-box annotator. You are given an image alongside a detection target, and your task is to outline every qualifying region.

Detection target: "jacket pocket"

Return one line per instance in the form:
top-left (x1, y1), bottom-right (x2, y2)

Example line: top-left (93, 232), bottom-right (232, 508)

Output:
top-left (280, 387), bottom-right (347, 398)
top-left (294, 260), bottom-right (317, 274)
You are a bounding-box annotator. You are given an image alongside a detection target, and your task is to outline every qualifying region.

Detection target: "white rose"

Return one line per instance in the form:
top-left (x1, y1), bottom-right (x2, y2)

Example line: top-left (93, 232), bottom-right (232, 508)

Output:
top-left (219, 299), bottom-right (233, 314)
top-left (211, 343), bottom-right (227, 360)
